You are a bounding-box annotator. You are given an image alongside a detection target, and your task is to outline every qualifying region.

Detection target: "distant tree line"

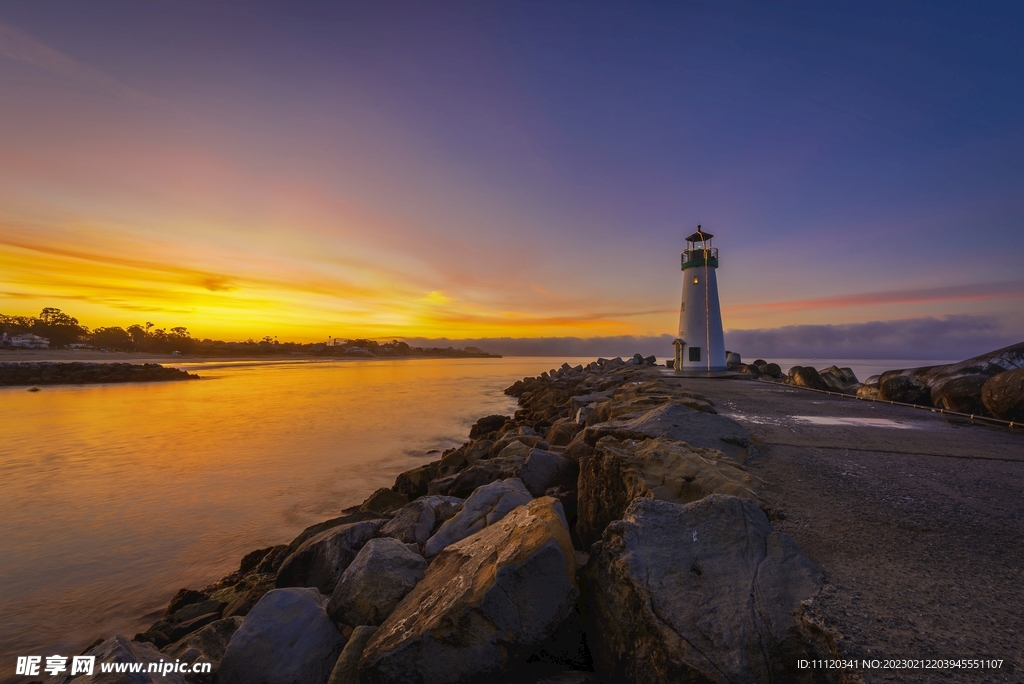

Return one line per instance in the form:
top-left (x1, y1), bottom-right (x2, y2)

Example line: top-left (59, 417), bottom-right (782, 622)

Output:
top-left (0, 308), bottom-right (493, 358)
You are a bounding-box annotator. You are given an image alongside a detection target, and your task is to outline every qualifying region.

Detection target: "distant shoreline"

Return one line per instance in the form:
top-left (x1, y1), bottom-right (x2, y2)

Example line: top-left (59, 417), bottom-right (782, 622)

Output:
top-left (0, 349), bottom-right (501, 364)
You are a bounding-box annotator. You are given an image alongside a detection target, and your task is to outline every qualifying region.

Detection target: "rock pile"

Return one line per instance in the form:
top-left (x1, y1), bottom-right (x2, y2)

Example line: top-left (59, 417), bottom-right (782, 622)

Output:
top-left (728, 358), bottom-right (864, 395)
top-left (728, 342), bottom-right (1024, 420)
top-left (60, 355), bottom-right (838, 684)
top-left (0, 361), bottom-right (198, 386)
top-left (856, 342), bottom-right (1024, 417)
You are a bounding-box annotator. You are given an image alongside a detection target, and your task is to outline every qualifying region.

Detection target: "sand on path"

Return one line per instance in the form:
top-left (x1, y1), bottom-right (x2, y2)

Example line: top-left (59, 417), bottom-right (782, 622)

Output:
top-left (667, 376), bottom-right (1023, 683)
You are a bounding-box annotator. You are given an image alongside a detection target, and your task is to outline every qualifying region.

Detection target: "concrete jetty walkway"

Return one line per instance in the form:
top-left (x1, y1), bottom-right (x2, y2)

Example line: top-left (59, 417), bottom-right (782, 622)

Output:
top-left (667, 376), bottom-right (1023, 683)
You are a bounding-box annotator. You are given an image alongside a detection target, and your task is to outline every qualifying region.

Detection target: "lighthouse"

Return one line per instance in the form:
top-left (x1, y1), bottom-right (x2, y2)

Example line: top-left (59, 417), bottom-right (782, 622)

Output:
top-left (673, 226), bottom-right (727, 371)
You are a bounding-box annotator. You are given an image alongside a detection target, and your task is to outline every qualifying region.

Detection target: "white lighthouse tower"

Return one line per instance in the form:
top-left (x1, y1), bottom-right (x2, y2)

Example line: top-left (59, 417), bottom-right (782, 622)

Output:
top-left (673, 226), bottom-right (727, 371)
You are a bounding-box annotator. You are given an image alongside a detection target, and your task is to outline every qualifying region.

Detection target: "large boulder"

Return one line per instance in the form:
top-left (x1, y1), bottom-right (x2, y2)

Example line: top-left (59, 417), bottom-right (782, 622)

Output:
top-left (581, 402), bottom-right (751, 458)
top-left (218, 588), bottom-right (345, 684)
top-left (360, 488), bottom-right (409, 516)
top-left (392, 463), bottom-right (439, 499)
top-left (577, 437), bottom-right (760, 549)
top-left (327, 626), bottom-right (377, 684)
top-left (360, 497), bottom-right (578, 684)
top-left (470, 414), bottom-right (510, 438)
top-left (44, 635), bottom-right (186, 684)
top-left (135, 599), bottom-right (227, 648)
top-left (161, 617), bottom-right (242, 683)
top-left (788, 366), bottom-right (830, 391)
top-left (878, 341), bottom-right (1024, 411)
top-left (856, 383), bottom-right (880, 400)
top-left (982, 368), bottom-right (1024, 421)
top-left (380, 495), bottom-right (463, 548)
top-left (428, 441), bottom-right (531, 497)
top-left (545, 418), bottom-right (581, 447)
top-left (328, 538), bottom-right (427, 626)
top-left (287, 511), bottom-right (384, 553)
top-left (436, 439), bottom-right (494, 478)
top-left (879, 375), bottom-right (930, 405)
top-left (583, 495), bottom-right (824, 684)
top-left (519, 449), bottom-right (578, 497)
top-left (276, 519), bottom-right (385, 594)
top-left (424, 478), bottom-right (533, 558)
top-left (931, 374), bottom-right (990, 414)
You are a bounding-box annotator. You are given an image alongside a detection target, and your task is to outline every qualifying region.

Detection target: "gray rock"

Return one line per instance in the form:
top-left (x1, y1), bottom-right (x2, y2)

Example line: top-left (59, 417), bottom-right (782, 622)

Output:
top-left (359, 488), bottom-right (408, 516)
top-left (789, 366), bottom-right (830, 391)
top-left (43, 636), bottom-right (186, 684)
top-left (276, 519), bottom-right (385, 594)
top-left (856, 383), bottom-right (881, 400)
top-left (427, 441), bottom-right (530, 497)
top-left (424, 478), bottom-right (533, 558)
top-left (392, 463), bottom-right (438, 499)
top-left (470, 414), bottom-right (510, 439)
top-left (379, 495), bottom-right (463, 547)
top-left (218, 588), bottom-right (345, 684)
top-left (519, 448), bottom-right (578, 497)
top-left (287, 511), bottom-right (384, 553)
top-left (880, 342), bottom-right (1024, 404)
top-left (326, 626), bottom-right (377, 684)
top-left (569, 390), bottom-right (615, 413)
top-left (581, 401), bottom-right (750, 458)
top-left (982, 368), bottom-right (1024, 421)
top-left (328, 538), bottom-right (427, 626)
top-left (544, 418), bottom-right (581, 447)
top-left (161, 617), bottom-right (242, 683)
top-left (577, 436), bottom-right (761, 548)
top-left (879, 375), bottom-right (930, 405)
top-left (584, 495), bottom-right (824, 683)
top-left (360, 497), bottom-right (578, 684)
top-left (932, 374), bottom-right (990, 414)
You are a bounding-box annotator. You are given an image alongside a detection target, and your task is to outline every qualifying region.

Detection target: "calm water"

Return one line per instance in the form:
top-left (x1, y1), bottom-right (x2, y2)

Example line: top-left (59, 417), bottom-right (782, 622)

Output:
top-left (0, 354), bottom-right (948, 672)
top-left (0, 357), bottom-right (591, 673)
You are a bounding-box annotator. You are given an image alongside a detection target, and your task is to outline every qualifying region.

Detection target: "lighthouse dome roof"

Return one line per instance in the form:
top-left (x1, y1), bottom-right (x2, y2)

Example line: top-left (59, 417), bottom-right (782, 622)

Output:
top-left (685, 230), bottom-right (713, 242)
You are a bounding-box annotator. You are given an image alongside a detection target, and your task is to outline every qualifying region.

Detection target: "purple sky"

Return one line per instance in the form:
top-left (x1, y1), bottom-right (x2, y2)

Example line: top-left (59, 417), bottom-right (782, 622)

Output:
top-left (1, 1), bottom-right (1022, 356)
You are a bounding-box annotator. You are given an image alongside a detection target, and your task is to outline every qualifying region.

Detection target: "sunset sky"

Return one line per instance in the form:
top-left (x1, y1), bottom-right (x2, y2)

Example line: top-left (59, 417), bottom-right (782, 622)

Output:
top-left (1, 2), bottom-right (1022, 354)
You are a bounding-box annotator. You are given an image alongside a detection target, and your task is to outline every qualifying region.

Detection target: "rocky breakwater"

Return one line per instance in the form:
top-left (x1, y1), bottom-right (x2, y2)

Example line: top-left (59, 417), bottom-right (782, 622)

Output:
top-left (730, 357), bottom-right (865, 396)
top-left (0, 361), bottom-right (199, 387)
top-left (728, 342), bottom-right (1024, 421)
top-left (51, 355), bottom-right (839, 684)
top-left (865, 341), bottom-right (1024, 419)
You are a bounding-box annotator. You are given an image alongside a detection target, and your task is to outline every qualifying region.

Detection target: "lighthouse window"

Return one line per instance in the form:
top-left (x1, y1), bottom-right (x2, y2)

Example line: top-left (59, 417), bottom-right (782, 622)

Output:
top-left (693, 276), bottom-right (699, 284)
top-left (689, 346), bottom-right (701, 362)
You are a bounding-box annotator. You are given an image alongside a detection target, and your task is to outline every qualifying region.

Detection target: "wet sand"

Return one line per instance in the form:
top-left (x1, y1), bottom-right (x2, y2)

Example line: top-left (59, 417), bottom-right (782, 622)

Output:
top-left (667, 375), bottom-right (1023, 682)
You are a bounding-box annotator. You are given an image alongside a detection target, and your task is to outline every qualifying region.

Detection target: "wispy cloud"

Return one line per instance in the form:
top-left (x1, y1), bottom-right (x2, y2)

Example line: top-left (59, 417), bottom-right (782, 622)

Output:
top-left (725, 315), bottom-right (1019, 360)
top-left (725, 281), bottom-right (1024, 316)
top-left (401, 335), bottom-right (677, 358)
top-left (0, 21), bottom-right (154, 102)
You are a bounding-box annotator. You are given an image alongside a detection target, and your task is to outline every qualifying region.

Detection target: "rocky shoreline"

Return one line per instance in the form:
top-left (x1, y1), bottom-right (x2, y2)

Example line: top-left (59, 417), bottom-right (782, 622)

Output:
top-left (729, 341), bottom-right (1024, 422)
top-left (40, 355), bottom-right (851, 684)
top-left (0, 362), bottom-right (199, 387)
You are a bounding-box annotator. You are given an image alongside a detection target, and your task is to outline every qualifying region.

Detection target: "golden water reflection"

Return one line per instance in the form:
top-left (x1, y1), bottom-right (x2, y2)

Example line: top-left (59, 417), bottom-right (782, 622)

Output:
top-left (0, 357), bottom-right (580, 669)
